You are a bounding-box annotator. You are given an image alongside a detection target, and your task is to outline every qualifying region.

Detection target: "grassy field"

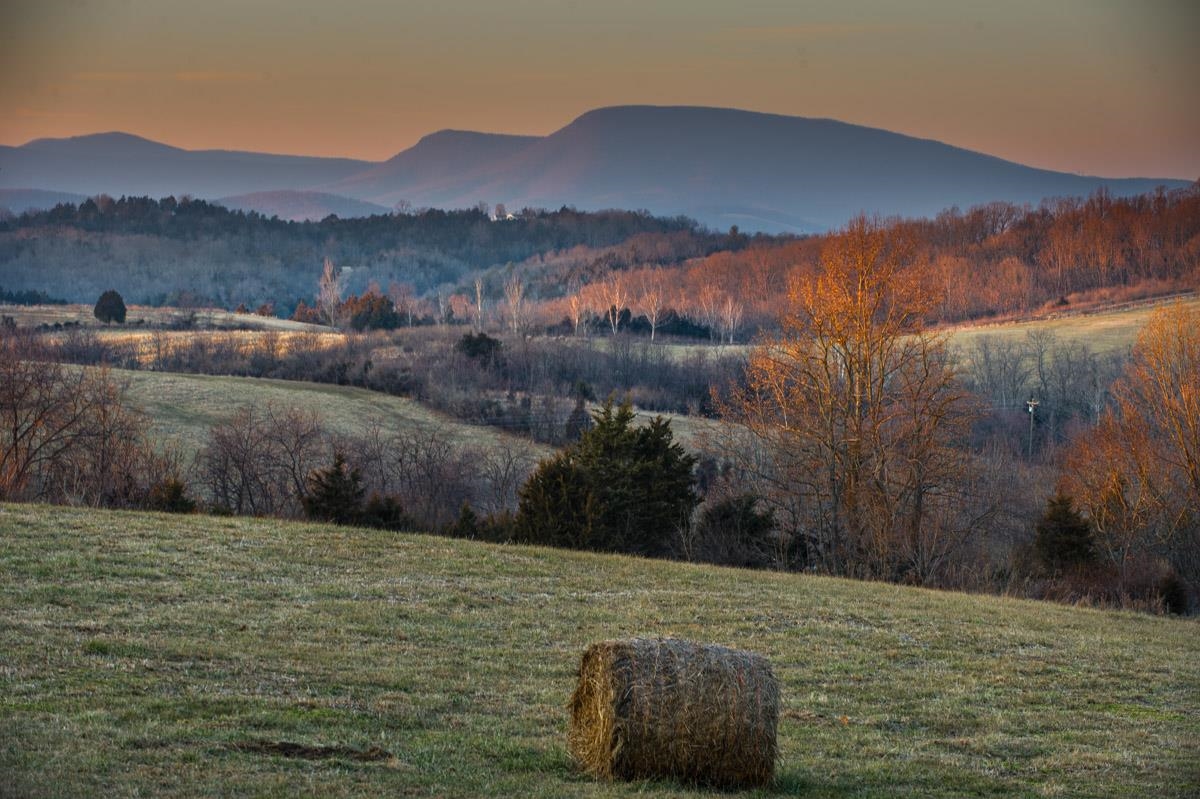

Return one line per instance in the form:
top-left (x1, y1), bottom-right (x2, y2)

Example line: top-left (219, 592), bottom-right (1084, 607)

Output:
top-left (111, 369), bottom-right (551, 461)
top-left (1, 504), bottom-right (1196, 798)
top-left (941, 294), bottom-right (1200, 356)
top-left (0, 303), bottom-right (326, 332)
top-left (656, 294), bottom-right (1199, 362)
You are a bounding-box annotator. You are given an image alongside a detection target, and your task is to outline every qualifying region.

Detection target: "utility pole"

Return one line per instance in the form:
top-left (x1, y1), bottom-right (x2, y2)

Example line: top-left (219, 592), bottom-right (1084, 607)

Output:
top-left (1026, 397), bottom-right (1039, 459)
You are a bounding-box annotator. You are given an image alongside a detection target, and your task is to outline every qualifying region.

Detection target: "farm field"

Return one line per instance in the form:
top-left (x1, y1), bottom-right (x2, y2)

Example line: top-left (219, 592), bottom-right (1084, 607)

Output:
top-left (6, 292), bottom-right (1194, 369)
top-left (109, 365), bottom-right (701, 460)
top-left (0, 303), bottom-right (326, 333)
top-left (1, 504), bottom-right (1196, 798)
top-left (941, 294), bottom-right (1200, 356)
top-left (655, 293), bottom-right (1200, 363)
top-left (112, 369), bottom-right (551, 461)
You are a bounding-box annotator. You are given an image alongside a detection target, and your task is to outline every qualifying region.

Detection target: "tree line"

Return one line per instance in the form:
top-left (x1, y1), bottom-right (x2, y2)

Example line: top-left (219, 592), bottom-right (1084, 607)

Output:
top-left (0, 196), bottom-right (719, 310)
top-left (297, 185), bottom-right (1200, 344)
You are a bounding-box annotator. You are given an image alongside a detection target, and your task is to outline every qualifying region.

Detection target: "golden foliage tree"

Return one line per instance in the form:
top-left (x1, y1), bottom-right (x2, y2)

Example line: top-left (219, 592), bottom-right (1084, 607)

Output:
top-left (721, 216), bottom-right (979, 582)
top-left (1063, 303), bottom-right (1200, 584)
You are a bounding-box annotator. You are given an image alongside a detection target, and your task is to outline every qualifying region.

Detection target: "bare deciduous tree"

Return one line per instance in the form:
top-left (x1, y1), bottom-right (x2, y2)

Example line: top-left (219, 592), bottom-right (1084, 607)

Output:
top-left (196, 403), bottom-right (328, 516)
top-left (636, 268), bottom-right (668, 342)
top-left (567, 290), bottom-right (586, 337)
top-left (720, 216), bottom-right (980, 582)
top-left (1064, 303), bottom-right (1200, 585)
top-left (694, 283), bottom-right (722, 343)
top-left (717, 294), bottom-right (744, 345)
top-left (473, 277), bottom-right (486, 332)
top-left (503, 270), bottom-right (526, 334)
top-left (598, 272), bottom-right (628, 335)
top-left (317, 257), bottom-right (346, 329)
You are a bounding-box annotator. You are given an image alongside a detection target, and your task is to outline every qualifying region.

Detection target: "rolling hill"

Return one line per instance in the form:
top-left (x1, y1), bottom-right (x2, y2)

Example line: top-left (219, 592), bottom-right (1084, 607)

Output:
top-left (324, 129), bottom-right (540, 209)
top-left (1, 503), bottom-right (1196, 797)
top-left (215, 190), bottom-right (392, 221)
top-left (1, 108), bottom-right (1190, 232)
top-left (0, 131), bottom-right (370, 199)
top-left (0, 187), bottom-right (88, 214)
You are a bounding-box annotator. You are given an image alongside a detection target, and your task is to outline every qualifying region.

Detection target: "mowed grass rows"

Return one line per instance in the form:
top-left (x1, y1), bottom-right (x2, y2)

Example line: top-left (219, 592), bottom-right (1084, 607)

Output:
top-left (1, 504), bottom-right (1196, 798)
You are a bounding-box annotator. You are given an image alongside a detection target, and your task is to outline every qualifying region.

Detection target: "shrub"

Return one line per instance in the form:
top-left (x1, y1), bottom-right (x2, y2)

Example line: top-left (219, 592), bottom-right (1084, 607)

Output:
top-left (359, 493), bottom-right (415, 531)
top-left (146, 477), bottom-right (196, 514)
top-left (455, 331), bottom-right (502, 364)
top-left (93, 290), bottom-right (127, 324)
top-left (693, 495), bottom-right (776, 568)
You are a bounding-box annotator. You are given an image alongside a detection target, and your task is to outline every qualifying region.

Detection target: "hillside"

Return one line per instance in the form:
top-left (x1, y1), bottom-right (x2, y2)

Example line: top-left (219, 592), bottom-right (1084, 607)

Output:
top-left (325, 129), bottom-right (540, 208)
top-left (943, 294), bottom-right (1200, 356)
top-left (0, 188), bottom-right (88, 214)
top-left (109, 369), bottom-right (551, 462)
top-left (1, 504), bottom-right (1196, 798)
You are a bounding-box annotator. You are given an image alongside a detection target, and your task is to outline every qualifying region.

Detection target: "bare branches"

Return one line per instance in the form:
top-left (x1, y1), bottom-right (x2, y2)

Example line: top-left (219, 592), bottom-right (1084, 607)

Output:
top-left (1064, 303), bottom-right (1200, 584)
top-left (503, 270), bottom-right (526, 334)
top-left (0, 335), bottom-right (165, 505)
top-left (721, 216), bottom-right (978, 581)
top-left (317, 257), bottom-right (347, 328)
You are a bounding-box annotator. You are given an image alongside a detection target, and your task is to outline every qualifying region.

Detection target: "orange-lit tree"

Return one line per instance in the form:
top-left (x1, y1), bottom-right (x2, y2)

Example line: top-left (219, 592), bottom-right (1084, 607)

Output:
top-left (721, 216), bottom-right (979, 582)
top-left (1063, 303), bottom-right (1200, 586)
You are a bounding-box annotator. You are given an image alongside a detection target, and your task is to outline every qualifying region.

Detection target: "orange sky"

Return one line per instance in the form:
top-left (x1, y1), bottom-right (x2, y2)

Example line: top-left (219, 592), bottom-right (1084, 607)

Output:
top-left (3, 0), bottom-right (1197, 178)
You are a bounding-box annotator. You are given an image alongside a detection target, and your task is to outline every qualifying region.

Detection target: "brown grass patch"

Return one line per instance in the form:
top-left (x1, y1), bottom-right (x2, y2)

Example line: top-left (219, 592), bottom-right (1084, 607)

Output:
top-left (226, 739), bottom-right (393, 762)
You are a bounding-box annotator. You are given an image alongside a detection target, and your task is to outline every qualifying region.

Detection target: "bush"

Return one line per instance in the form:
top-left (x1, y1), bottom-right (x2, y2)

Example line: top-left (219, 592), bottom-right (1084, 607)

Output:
top-left (146, 478), bottom-right (196, 514)
top-left (359, 493), bottom-right (415, 531)
top-left (93, 290), bottom-right (127, 324)
top-left (455, 331), bottom-right (502, 364)
top-left (692, 495), bottom-right (776, 568)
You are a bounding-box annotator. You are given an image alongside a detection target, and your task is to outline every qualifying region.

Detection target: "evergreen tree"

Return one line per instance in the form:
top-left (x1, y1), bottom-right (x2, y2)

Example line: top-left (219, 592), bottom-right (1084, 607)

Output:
top-left (302, 453), bottom-right (365, 524)
top-left (447, 502), bottom-right (481, 538)
top-left (516, 397), bottom-right (697, 557)
top-left (93, 289), bottom-right (126, 324)
top-left (1035, 492), bottom-right (1096, 573)
top-left (564, 396), bottom-right (592, 442)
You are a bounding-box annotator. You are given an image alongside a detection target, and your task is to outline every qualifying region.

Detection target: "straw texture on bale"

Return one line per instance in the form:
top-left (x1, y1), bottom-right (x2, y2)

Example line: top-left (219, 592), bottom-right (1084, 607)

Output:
top-left (568, 637), bottom-right (779, 788)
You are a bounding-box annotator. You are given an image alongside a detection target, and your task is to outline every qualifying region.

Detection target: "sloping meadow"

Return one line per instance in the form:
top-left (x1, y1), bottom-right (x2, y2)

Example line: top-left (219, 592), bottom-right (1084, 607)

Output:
top-left (1, 504), bottom-right (1196, 798)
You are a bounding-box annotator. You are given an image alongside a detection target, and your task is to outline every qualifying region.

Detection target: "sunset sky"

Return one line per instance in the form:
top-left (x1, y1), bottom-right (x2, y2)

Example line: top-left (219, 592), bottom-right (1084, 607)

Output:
top-left (3, 0), bottom-right (1197, 179)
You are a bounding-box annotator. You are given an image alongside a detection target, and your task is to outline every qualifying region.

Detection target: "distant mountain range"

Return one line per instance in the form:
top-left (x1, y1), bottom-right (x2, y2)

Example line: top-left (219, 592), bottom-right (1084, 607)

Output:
top-left (1, 106), bottom-right (1191, 231)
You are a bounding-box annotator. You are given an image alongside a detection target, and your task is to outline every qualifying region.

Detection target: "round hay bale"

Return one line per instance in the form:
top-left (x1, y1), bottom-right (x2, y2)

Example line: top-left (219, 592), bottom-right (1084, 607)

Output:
top-left (567, 637), bottom-right (779, 788)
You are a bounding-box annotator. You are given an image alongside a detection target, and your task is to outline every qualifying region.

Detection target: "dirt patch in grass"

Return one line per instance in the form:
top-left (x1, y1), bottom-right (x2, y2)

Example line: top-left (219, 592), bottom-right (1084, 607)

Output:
top-left (226, 739), bottom-right (393, 762)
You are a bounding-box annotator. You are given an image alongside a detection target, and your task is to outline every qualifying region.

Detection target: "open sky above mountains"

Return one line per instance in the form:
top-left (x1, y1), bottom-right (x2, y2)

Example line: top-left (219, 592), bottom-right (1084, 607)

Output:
top-left (2, 0), bottom-right (1198, 180)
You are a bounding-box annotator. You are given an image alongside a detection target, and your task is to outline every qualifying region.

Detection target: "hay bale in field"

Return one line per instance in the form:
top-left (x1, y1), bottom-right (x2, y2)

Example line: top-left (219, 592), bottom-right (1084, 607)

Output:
top-left (568, 637), bottom-right (779, 788)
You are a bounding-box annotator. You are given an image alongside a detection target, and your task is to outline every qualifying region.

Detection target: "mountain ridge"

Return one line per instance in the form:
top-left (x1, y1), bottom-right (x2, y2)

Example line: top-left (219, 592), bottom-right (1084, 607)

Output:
top-left (2, 105), bottom-right (1190, 231)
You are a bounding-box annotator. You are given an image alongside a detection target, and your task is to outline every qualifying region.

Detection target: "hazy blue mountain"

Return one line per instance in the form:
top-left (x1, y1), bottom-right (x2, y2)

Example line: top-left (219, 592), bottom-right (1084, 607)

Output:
top-left (0, 132), bottom-right (371, 199)
top-left (3, 109), bottom-right (1190, 232)
top-left (323, 129), bottom-right (540, 209)
top-left (216, 190), bottom-right (391, 221)
top-left (341, 106), bottom-right (1185, 232)
top-left (0, 188), bottom-right (88, 214)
